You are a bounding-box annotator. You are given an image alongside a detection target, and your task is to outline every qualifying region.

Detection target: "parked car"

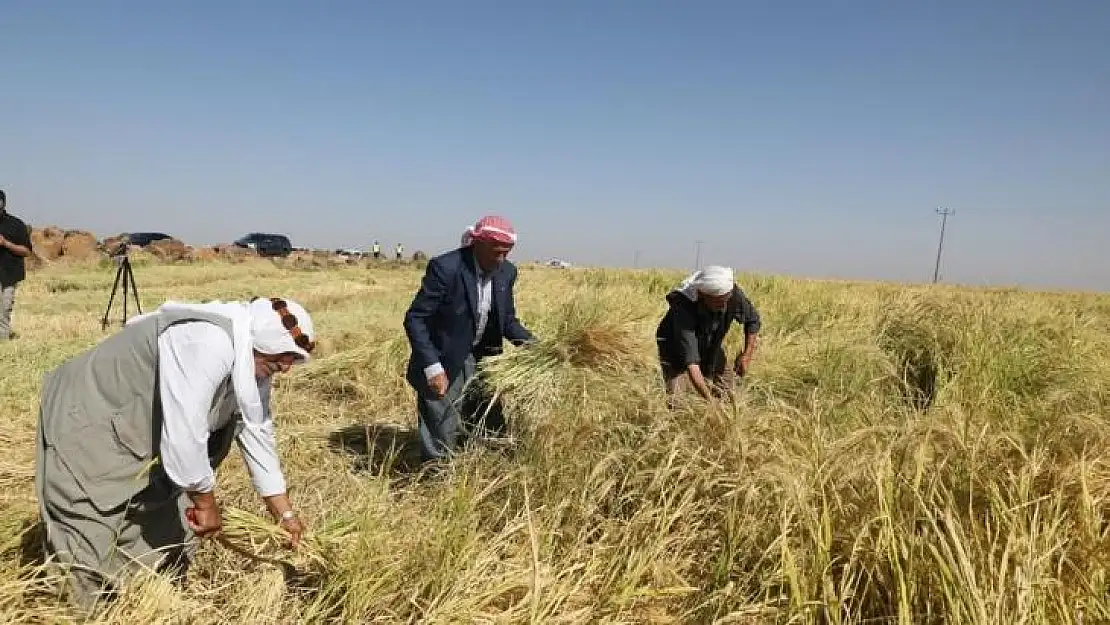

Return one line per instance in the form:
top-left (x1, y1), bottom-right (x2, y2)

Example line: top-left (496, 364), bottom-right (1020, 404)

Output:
top-left (234, 232), bottom-right (294, 257)
top-left (125, 232), bottom-right (174, 247)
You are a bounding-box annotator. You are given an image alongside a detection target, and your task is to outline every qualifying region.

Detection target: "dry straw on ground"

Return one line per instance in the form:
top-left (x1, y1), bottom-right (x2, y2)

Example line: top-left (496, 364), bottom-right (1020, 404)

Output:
top-left (1, 256), bottom-right (1109, 623)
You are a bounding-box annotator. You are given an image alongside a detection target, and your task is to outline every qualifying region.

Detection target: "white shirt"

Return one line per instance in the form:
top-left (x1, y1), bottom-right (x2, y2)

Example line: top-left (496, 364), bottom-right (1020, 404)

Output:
top-left (156, 321), bottom-right (286, 496)
top-left (424, 269), bottom-right (494, 380)
top-left (472, 269), bottom-right (493, 347)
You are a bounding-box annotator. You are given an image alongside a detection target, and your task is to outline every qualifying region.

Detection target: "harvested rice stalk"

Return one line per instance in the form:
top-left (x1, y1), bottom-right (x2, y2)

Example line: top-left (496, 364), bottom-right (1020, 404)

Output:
top-left (216, 507), bottom-right (357, 574)
top-left (477, 289), bottom-right (649, 415)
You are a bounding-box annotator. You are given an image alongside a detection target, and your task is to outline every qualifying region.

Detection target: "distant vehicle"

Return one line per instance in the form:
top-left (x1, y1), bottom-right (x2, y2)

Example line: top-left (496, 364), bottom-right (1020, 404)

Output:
top-left (234, 232), bottom-right (293, 257)
top-left (125, 232), bottom-right (173, 247)
top-left (547, 258), bottom-right (572, 269)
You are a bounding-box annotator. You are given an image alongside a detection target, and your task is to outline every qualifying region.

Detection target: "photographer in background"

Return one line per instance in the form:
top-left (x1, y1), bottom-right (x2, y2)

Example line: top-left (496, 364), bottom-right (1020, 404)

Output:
top-left (0, 189), bottom-right (33, 340)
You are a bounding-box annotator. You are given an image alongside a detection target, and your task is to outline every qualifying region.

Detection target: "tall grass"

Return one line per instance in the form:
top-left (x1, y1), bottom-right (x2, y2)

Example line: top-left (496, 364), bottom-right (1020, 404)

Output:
top-left (0, 258), bottom-right (1108, 623)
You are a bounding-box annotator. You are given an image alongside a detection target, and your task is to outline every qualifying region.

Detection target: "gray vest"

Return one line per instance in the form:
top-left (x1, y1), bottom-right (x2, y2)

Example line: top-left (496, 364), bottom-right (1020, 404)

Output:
top-left (39, 310), bottom-right (243, 513)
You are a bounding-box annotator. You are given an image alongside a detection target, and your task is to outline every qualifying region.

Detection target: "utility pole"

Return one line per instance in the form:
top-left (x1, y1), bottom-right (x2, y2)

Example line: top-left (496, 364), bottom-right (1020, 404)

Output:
top-left (634, 249), bottom-right (642, 269)
top-left (694, 240), bottom-right (704, 270)
top-left (932, 207), bottom-right (955, 283)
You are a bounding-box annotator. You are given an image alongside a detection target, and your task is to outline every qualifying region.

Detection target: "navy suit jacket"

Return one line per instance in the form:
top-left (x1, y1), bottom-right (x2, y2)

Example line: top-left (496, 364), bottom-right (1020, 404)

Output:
top-left (403, 246), bottom-right (534, 390)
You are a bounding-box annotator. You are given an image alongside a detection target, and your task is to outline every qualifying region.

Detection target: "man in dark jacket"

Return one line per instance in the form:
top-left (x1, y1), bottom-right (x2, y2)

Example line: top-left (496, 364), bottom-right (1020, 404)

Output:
top-left (655, 265), bottom-right (761, 402)
top-left (403, 215), bottom-right (536, 462)
top-left (0, 190), bottom-right (34, 340)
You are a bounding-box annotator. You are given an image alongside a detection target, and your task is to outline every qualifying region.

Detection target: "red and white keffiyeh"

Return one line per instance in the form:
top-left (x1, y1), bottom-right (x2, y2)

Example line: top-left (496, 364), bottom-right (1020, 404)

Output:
top-left (461, 215), bottom-right (517, 246)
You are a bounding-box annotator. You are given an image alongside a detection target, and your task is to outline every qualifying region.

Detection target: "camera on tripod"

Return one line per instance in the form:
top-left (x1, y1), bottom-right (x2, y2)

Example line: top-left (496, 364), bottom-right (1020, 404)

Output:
top-left (101, 239), bottom-right (142, 330)
top-left (108, 241), bottom-right (130, 260)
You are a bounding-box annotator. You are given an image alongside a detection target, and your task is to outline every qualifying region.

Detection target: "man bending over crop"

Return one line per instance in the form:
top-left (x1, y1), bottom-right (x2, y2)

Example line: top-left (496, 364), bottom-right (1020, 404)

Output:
top-left (655, 265), bottom-right (761, 402)
top-left (403, 215), bottom-right (536, 463)
top-left (35, 297), bottom-right (314, 611)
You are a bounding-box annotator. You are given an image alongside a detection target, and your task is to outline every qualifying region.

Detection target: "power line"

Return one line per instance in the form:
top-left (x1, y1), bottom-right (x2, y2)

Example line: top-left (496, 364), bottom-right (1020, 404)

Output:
top-left (932, 207), bottom-right (955, 283)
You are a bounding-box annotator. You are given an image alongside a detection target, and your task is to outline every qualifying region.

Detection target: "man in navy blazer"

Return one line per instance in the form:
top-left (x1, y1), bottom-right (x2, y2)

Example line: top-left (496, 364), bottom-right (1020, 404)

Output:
top-left (403, 215), bottom-right (536, 462)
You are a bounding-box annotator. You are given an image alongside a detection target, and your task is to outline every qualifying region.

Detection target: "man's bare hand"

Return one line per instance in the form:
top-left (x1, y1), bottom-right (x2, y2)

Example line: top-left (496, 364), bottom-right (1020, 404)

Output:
top-left (734, 355), bottom-right (753, 377)
top-left (684, 364), bottom-right (715, 400)
top-left (263, 493), bottom-right (305, 549)
top-left (0, 234), bottom-right (8, 248)
top-left (280, 515), bottom-right (305, 549)
top-left (185, 492), bottom-right (222, 538)
top-left (429, 372), bottom-right (449, 398)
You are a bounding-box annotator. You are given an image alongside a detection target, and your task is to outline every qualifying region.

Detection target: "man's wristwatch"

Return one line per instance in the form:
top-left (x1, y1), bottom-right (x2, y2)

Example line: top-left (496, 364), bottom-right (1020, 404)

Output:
top-left (279, 510), bottom-right (297, 523)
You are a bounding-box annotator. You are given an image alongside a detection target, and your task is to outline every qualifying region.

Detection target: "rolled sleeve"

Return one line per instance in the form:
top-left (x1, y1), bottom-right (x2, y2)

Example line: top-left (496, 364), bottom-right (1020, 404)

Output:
top-left (735, 290), bottom-right (762, 334)
top-left (236, 377), bottom-right (287, 497)
top-left (157, 322), bottom-right (235, 493)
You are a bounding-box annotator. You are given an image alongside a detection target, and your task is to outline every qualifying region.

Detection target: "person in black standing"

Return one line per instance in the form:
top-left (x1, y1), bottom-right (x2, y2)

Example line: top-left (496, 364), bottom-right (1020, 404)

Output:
top-left (655, 265), bottom-right (761, 403)
top-left (0, 190), bottom-right (33, 340)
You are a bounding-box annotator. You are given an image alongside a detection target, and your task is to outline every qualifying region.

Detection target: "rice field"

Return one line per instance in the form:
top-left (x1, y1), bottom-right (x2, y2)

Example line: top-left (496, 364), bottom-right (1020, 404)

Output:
top-left (2, 255), bottom-right (1109, 624)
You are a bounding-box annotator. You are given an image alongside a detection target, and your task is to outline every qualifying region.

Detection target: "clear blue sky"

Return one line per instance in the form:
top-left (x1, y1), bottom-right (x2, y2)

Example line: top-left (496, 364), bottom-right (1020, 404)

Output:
top-left (2, 1), bottom-right (1108, 290)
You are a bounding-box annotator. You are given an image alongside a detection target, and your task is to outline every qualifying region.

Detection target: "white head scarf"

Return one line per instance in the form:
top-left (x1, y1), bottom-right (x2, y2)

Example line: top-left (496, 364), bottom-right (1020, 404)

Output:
top-left (246, 298), bottom-right (315, 362)
top-left (675, 265), bottom-right (735, 301)
top-left (126, 297), bottom-right (316, 432)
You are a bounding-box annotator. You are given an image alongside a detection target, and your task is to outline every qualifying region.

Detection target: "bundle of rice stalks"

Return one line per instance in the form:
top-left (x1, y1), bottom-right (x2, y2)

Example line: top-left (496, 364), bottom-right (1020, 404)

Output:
top-left (215, 508), bottom-right (357, 577)
top-left (477, 290), bottom-right (650, 416)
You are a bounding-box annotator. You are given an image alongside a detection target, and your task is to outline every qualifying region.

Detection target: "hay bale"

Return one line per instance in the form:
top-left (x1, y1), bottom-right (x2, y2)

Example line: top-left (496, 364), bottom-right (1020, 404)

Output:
top-left (148, 238), bottom-right (189, 261)
top-left (286, 251), bottom-right (328, 270)
top-left (216, 245), bottom-right (256, 263)
top-left (190, 246), bottom-right (219, 262)
top-left (412, 250), bottom-right (428, 262)
top-left (30, 227), bottom-right (64, 261)
top-left (60, 230), bottom-right (99, 260)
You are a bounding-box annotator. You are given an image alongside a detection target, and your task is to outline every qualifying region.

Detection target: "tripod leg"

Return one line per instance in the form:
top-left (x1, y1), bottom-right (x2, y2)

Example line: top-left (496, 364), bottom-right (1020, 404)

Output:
top-left (101, 261), bottom-right (124, 330)
top-left (126, 260), bottom-right (142, 316)
top-left (121, 263), bottom-right (128, 326)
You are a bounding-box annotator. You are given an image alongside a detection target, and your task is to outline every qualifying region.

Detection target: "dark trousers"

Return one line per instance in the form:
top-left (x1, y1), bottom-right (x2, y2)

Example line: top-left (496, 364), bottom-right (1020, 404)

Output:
top-left (416, 355), bottom-right (506, 462)
top-left (660, 346), bottom-right (736, 399)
